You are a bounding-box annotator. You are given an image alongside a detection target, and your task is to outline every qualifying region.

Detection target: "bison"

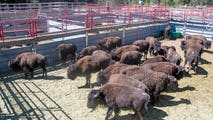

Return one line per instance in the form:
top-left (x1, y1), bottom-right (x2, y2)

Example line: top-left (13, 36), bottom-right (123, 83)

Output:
top-left (164, 25), bottom-right (171, 40)
top-left (87, 83), bottom-right (150, 120)
top-left (67, 50), bottom-right (113, 87)
top-left (77, 46), bottom-right (98, 59)
top-left (8, 52), bottom-right (47, 79)
top-left (111, 45), bottom-right (140, 61)
top-left (145, 36), bottom-right (161, 56)
top-left (97, 36), bottom-right (122, 52)
top-left (183, 47), bottom-right (200, 73)
top-left (132, 40), bottom-right (149, 59)
top-left (108, 74), bottom-right (149, 93)
top-left (57, 43), bottom-right (77, 63)
top-left (166, 47), bottom-right (182, 65)
top-left (119, 51), bottom-right (142, 65)
top-left (142, 62), bottom-right (184, 80)
top-left (130, 71), bottom-right (178, 105)
top-left (142, 55), bottom-right (168, 65)
top-left (186, 35), bottom-right (211, 49)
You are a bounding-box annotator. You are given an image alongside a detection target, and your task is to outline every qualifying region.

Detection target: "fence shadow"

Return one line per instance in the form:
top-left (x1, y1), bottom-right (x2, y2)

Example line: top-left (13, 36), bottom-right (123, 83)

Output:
top-left (0, 81), bottom-right (72, 120)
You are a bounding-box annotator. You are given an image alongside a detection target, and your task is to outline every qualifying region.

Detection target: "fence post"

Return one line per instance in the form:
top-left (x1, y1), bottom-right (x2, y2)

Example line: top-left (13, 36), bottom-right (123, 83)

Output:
top-left (29, 19), bottom-right (37, 38)
top-left (90, 12), bottom-right (93, 30)
top-left (85, 14), bottom-right (89, 28)
top-left (0, 23), bottom-right (4, 42)
top-left (154, 8), bottom-right (157, 23)
top-left (122, 26), bottom-right (126, 44)
top-left (85, 30), bottom-right (88, 47)
top-left (128, 12), bottom-right (132, 24)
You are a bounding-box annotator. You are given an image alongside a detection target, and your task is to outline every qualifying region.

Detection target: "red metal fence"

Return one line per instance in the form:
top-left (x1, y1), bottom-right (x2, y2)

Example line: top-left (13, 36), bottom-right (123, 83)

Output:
top-left (0, 4), bottom-right (170, 42)
top-left (1, 4), bottom-right (212, 42)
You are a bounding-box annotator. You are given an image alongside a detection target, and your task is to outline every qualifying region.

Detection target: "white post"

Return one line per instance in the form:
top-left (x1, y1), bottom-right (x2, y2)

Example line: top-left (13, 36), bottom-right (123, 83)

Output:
top-left (85, 31), bottom-right (88, 47)
top-left (122, 26), bottom-right (126, 44)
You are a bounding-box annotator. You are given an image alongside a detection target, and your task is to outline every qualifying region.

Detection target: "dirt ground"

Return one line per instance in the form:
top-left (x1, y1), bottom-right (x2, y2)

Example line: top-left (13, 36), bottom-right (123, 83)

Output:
top-left (0, 39), bottom-right (213, 120)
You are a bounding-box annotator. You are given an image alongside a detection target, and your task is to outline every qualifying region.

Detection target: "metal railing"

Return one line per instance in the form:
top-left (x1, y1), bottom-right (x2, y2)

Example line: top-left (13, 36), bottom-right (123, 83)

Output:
top-left (0, 4), bottom-right (170, 42)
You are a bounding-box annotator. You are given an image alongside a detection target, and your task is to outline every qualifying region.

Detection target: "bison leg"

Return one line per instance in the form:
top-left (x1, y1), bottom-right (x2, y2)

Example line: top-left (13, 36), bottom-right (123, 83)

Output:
top-left (23, 67), bottom-right (29, 79)
top-left (105, 107), bottom-right (114, 120)
top-left (42, 68), bottom-right (47, 78)
top-left (84, 74), bottom-right (91, 87)
top-left (133, 102), bottom-right (144, 120)
top-left (114, 107), bottom-right (120, 119)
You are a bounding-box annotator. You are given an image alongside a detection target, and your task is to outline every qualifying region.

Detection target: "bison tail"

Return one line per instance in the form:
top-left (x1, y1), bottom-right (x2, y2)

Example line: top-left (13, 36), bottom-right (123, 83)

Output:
top-left (143, 92), bottom-right (150, 111)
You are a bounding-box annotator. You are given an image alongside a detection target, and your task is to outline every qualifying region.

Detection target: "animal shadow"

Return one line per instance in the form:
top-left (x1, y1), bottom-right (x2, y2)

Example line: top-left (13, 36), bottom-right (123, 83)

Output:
top-left (156, 94), bottom-right (191, 107)
top-left (203, 49), bottom-right (213, 54)
top-left (176, 85), bottom-right (196, 92)
top-left (114, 107), bottom-right (168, 120)
top-left (196, 66), bottom-right (208, 77)
top-left (200, 58), bottom-right (212, 64)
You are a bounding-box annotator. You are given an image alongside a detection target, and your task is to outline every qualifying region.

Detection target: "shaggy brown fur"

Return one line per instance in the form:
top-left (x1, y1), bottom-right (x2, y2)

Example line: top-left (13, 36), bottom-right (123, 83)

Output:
top-left (145, 36), bottom-right (161, 56)
top-left (183, 47), bottom-right (200, 73)
top-left (87, 83), bottom-right (150, 120)
top-left (130, 71), bottom-right (178, 105)
top-left (97, 36), bottom-right (122, 52)
top-left (132, 40), bottom-right (149, 59)
top-left (57, 43), bottom-right (77, 63)
top-left (8, 52), bottom-right (47, 78)
top-left (166, 47), bottom-right (182, 65)
top-left (142, 55), bottom-right (168, 65)
top-left (142, 62), bottom-right (183, 80)
top-left (108, 74), bottom-right (149, 93)
top-left (111, 45), bottom-right (140, 61)
top-left (186, 35), bottom-right (211, 49)
top-left (164, 25), bottom-right (171, 40)
top-left (78, 46), bottom-right (98, 59)
top-left (67, 51), bottom-right (113, 87)
top-left (97, 64), bottom-right (136, 85)
top-left (119, 51), bottom-right (142, 65)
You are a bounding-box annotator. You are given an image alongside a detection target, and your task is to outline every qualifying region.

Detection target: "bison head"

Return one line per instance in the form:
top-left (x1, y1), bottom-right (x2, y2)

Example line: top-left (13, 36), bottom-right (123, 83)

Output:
top-left (67, 64), bottom-right (77, 80)
top-left (96, 70), bottom-right (108, 85)
top-left (167, 75), bottom-right (178, 91)
top-left (8, 59), bottom-right (21, 71)
top-left (205, 41), bottom-right (212, 49)
top-left (87, 89), bottom-right (101, 109)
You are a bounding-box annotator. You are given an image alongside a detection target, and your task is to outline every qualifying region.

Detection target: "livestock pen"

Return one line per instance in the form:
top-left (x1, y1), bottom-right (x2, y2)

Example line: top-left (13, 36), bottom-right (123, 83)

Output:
top-left (0, 2), bottom-right (213, 120)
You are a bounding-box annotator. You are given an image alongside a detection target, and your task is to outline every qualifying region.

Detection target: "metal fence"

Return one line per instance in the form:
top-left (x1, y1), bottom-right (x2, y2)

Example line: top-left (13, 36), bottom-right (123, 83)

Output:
top-left (0, 4), bottom-right (170, 43)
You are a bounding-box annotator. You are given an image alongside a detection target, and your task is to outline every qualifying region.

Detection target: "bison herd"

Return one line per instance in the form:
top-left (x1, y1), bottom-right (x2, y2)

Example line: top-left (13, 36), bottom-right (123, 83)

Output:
top-left (8, 32), bottom-right (212, 120)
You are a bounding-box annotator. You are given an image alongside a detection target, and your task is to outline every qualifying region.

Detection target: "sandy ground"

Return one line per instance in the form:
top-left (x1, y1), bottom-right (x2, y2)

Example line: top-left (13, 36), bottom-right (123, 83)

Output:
top-left (0, 39), bottom-right (213, 120)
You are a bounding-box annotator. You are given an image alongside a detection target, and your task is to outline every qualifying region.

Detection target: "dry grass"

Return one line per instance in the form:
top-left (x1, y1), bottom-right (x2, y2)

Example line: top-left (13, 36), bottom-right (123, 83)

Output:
top-left (0, 39), bottom-right (213, 120)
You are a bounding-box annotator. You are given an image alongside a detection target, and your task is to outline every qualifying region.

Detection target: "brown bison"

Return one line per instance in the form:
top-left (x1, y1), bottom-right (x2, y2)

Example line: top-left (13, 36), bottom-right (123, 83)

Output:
top-left (166, 47), bottom-right (182, 65)
top-left (164, 25), bottom-right (171, 40)
top-left (186, 35), bottom-right (211, 49)
top-left (119, 51), bottom-right (142, 65)
top-left (97, 36), bottom-right (122, 52)
top-left (132, 40), bottom-right (149, 59)
top-left (145, 36), bottom-right (161, 56)
top-left (142, 62), bottom-right (184, 80)
top-left (57, 43), bottom-right (77, 63)
top-left (8, 52), bottom-right (47, 79)
top-left (87, 83), bottom-right (150, 120)
top-left (142, 55), bottom-right (168, 65)
top-left (67, 50), bottom-right (113, 87)
top-left (78, 46), bottom-right (98, 59)
top-left (111, 45), bottom-right (140, 61)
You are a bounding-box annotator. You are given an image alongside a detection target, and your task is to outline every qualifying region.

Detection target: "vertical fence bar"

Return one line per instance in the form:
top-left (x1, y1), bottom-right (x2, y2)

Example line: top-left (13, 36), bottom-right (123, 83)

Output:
top-left (0, 23), bottom-right (4, 42)
top-left (154, 8), bottom-right (156, 23)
